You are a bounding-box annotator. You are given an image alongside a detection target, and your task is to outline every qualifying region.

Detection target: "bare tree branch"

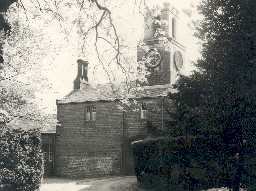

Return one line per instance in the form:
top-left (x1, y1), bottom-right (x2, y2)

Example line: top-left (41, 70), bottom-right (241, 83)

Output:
top-left (94, 25), bottom-right (113, 83)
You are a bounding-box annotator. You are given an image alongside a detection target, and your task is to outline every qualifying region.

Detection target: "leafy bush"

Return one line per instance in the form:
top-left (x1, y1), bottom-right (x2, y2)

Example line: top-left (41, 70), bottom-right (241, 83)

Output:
top-left (0, 125), bottom-right (43, 191)
top-left (132, 136), bottom-right (195, 190)
top-left (132, 136), bottom-right (256, 191)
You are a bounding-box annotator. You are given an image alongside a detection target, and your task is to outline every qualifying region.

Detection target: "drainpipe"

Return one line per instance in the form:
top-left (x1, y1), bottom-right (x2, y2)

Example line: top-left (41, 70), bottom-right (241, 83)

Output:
top-left (161, 97), bottom-right (164, 130)
top-left (121, 111), bottom-right (127, 174)
top-left (122, 111), bottom-right (127, 138)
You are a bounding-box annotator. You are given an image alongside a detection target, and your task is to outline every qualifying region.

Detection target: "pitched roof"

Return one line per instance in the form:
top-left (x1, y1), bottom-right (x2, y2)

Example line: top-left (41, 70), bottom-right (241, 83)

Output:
top-left (7, 115), bottom-right (57, 134)
top-left (57, 83), bottom-right (175, 104)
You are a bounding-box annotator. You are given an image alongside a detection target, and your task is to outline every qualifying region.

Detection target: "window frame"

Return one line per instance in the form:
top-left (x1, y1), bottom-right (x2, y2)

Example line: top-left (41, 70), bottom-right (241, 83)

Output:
top-left (140, 102), bottom-right (148, 120)
top-left (84, 105), bottom-right (96, 122)
top-left (91, 106), bottom-right (96, 121)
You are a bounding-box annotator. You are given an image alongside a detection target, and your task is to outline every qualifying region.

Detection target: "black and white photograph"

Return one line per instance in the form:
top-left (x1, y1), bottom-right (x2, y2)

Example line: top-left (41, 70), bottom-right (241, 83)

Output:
top-left (0, 0), bottom-right (255, 190)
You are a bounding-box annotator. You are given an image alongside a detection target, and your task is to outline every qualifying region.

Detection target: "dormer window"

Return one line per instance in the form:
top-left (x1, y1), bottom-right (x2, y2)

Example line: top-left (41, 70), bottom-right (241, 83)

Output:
top-left (140, 103), bottom-right (148, 120)
top-left (85, 106), bottom-right (96, 121)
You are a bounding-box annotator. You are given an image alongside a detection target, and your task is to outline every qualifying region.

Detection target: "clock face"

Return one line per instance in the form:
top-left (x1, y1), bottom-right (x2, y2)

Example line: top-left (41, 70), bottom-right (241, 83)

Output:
top-left (174, 51), bottom-right (183, 71)
top-left (144, 48), bottom-right (162, 68)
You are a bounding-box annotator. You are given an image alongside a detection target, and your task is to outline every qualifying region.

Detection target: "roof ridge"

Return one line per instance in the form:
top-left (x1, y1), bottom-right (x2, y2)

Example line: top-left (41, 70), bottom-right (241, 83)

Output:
top-left (57, 83), bottom-right (174, 104)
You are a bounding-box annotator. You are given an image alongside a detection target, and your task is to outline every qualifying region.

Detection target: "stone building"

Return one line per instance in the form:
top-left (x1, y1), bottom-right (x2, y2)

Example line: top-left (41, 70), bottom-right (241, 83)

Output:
top-left (55, 3), bottom-right (187, 178)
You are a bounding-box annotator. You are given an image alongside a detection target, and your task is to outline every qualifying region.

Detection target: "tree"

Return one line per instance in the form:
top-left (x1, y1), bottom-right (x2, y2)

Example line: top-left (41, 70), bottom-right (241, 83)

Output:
top-left (0, 0), bottom-right (148, 116)
top-left (172, 0), bottom-right (256, 190)
top-left (1, 0), bottom-right (121, 116)
top-left (0, 1), bottom-right (48, 118)
top-left (0, 1), bottom-right (30, 117)
top-left (0, 0), bottom-right (174, 116)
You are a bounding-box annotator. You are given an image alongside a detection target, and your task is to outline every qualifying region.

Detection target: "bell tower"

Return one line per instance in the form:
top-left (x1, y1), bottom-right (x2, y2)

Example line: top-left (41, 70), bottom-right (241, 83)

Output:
top-left (137, 2), bottom-right (185, 86)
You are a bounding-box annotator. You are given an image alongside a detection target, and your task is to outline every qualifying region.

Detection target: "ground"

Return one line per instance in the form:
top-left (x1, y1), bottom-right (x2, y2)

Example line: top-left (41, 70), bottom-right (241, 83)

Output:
top-left (40, 176), bottom-right (240, 191)
top-left (40, 176), bottom-right (138, 191)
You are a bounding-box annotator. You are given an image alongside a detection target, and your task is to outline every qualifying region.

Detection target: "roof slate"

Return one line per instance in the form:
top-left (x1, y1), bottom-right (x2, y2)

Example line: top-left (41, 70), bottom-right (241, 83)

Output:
top-left (57, 83), bottom-right (175, 104)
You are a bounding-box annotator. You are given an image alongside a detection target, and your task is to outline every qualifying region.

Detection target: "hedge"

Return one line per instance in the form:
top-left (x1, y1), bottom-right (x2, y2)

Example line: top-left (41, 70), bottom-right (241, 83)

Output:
top-left (0, 125), bottom-right (43, 191)
top-left (132, 136), bottom-right (256, 191)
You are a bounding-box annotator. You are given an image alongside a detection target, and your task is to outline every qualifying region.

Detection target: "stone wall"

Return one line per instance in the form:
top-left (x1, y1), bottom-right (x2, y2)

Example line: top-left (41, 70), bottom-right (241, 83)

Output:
top-left (55, 102), bottom-right (123, 177)
top-left (55, 98), bottom-right (172, 178)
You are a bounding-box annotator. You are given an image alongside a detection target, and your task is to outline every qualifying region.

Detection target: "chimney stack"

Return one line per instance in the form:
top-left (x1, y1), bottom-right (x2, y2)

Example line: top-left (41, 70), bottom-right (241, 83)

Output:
top-left (73, 59), bottom-right (89, 90)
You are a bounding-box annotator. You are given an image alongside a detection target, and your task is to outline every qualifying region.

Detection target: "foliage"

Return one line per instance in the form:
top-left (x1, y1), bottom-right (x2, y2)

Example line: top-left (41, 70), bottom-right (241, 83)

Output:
top-left (0, 125), bottom-right (43, 191)
top-left (171, 0), bottom-right (256, 190)
top-left (0, 0), bottom-right (148, 115)
top-left (1, 1), bottom-right (198, 115)
top-left (0, 1), bottom-right (50, 118)
top-left (133, 136), bottom-right (256, 191)
top-left (133, 136), bottom-right (220, 190)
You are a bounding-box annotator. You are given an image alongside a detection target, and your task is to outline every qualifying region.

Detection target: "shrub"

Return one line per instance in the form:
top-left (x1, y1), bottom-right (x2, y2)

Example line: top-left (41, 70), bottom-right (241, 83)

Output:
top-left (132, 136), bottom-right (256, 191)
top-left (0, 125), bottom-right (43, 191)
top-left (132, 136), bottom-right (195, 190)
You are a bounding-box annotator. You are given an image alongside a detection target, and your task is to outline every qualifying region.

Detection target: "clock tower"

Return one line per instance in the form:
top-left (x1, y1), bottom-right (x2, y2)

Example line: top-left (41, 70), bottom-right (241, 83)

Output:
top-left (137, 3), bottom-right (185, 86)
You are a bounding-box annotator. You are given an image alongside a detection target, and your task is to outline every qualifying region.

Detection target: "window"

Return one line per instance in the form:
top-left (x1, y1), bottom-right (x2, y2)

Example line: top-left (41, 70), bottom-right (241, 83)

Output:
top-left (172, 17), bottom-right (176, 39)
top-left (85, 106), bottom-right (96, 121)
top-left (85, 107), bottom-right (91, 121)
top-left (140, 103), bottom-right (148, 120)
top-left (91, 106), bottom-right (96, 121)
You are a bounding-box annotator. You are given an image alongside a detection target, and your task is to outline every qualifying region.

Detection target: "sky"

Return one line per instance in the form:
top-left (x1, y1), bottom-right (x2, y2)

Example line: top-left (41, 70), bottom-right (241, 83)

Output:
top-left (7, 0), bottom-right (202, 114)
